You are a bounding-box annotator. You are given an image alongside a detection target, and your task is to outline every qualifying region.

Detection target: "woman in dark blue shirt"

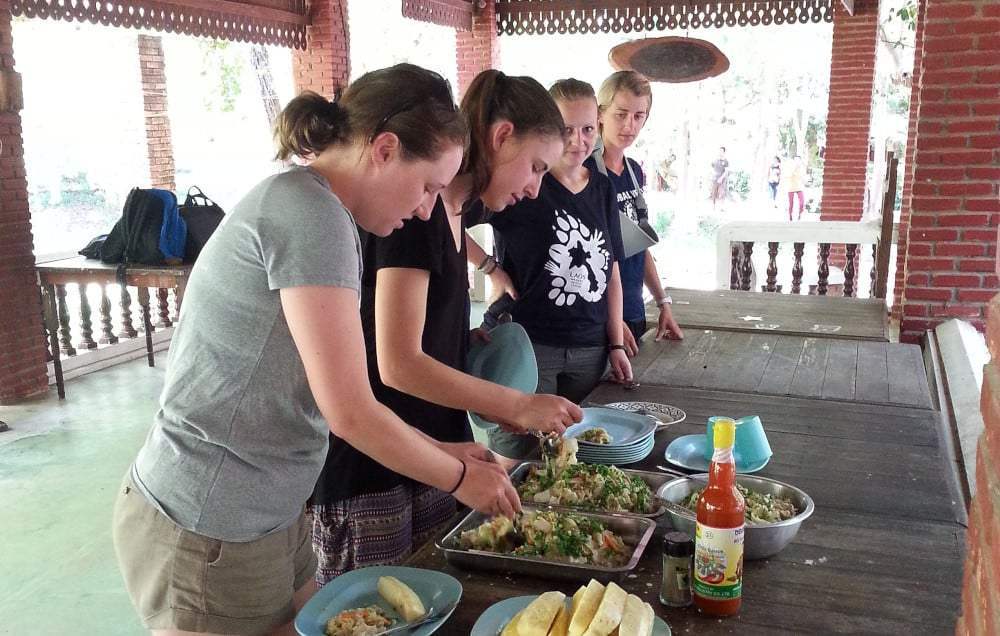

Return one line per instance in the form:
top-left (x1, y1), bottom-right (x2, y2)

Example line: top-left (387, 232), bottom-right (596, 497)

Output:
top-left (594, 71), bottom-right (684, 351)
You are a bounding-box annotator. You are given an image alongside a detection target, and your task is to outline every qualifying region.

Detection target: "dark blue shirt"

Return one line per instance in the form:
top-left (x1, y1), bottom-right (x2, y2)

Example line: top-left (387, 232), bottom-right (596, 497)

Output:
top-left (594, 156), bottom-right (647, 321)
top-left (473, 170), bottom-right (625, 347)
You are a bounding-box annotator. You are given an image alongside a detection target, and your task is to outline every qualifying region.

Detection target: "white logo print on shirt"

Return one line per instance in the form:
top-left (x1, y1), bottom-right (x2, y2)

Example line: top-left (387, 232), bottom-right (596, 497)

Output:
top-left (544, 210), bottom-right (609, 307)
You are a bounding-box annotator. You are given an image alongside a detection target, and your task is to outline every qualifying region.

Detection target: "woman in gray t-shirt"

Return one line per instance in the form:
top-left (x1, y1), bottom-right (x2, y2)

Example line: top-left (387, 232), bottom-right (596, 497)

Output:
top-left (112, 64), bottom-right (521, 636)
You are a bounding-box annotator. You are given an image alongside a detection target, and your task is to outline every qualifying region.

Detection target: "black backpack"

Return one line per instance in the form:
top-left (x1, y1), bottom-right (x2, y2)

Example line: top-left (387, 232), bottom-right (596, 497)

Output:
top-left (100, 188), bottom-right (187, 266)
top-left (178, 186), bottom-right (225, 262)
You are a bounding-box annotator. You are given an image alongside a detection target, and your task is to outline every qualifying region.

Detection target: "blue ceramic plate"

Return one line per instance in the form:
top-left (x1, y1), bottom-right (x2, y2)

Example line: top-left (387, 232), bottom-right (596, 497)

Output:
top-left (603, 401), bottom-right (687, 429)
top-left (471, 595), bottom-right (672, 636)
top-left (294, 566), bottom-right (461, 636)
top-left (564, 408), bottom-right (658, 446)
top-left (466, 323), bottom-right (538, 430)
top-left (577, 437), bottom-right (656, 466)
top-left (664, 434), bottom-right (770, 473)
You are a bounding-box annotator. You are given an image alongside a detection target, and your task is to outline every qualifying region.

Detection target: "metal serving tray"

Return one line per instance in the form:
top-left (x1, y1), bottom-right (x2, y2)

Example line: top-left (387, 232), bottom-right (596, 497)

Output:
top-left (435, 505), bottom-right (656, 584)
top-left (509, 461), bottom-right (669, 519)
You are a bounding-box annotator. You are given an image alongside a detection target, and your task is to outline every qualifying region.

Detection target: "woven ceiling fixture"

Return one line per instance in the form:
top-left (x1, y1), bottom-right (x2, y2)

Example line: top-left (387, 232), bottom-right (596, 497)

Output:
top-left (609, 36), bottom-right (729, 83)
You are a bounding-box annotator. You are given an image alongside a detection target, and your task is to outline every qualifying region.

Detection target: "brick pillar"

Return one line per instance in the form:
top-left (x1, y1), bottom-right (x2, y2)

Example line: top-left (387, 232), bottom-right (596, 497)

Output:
top-left (819, 0), bottom-right (879, 223)
top-left (456, 1), bottom-right (499, 98)
top-left (893, 0), bottom-right (927, 323)
top-left (898, 0), bottom-right (1000, 344)
top-left (138, 35), bottom-right (175, 191)
top-left (292, 0), bottom-right (350, 98)
top-left (0, 1), bottom-right (47, 404)
top-left (959, 292), bottom-right (1000, 635)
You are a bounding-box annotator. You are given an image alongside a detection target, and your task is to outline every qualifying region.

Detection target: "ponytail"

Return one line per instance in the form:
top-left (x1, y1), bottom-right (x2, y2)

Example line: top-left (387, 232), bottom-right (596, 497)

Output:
top-left (460, 70), bottom-right (564, 199)
top-left (274, 64), bottom-right (468, 163)
top-left (274, 92), bottom-right (348, 161)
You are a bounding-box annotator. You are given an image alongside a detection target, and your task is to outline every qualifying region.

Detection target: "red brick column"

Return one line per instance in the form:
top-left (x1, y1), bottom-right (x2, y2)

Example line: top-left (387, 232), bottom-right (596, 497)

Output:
top-left (959, 293), bottom-right (1000, 635)
top-left (898, 0), bottom-right (1000, 343)
top-left (292, 0), bottom-right (350, 98)
top-left (456, 1), bottom-right (499, 98)
top-left (0, 1), bottom-right (47, 403)
top-left (819, 0), bottom-right (879, 222)
top-left (138, 35), bottom-right (174, 191)
top-left (892, 0), bottom-right (927, 323)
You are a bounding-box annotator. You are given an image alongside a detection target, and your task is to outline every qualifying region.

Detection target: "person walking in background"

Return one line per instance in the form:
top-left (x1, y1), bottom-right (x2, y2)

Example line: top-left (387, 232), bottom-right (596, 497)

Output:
top-left (709, 146), bottom-right (729, 209)
top-left (785, 154), bottom-right (806, 221)
top-left (767, 155), bottom-right (781, 205)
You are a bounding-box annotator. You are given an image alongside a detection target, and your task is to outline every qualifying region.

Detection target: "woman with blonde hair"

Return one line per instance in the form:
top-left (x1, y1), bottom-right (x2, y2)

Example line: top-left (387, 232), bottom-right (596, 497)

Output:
top-left (593, 70), bottom-right (683, 350)
top-left (112, 64), bottom-right (519, 636)
top-left (468, 77), bottom-right (633, 463)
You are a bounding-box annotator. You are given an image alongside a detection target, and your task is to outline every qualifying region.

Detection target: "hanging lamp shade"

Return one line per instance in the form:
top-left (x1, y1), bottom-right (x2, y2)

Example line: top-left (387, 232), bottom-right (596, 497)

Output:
top-left (609, 36), bottom-right (730, 83)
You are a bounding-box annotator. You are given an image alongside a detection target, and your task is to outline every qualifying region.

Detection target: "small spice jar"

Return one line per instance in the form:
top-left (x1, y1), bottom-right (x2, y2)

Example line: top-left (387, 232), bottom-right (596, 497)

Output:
top-left (660, 531), bottom-right (694, 607)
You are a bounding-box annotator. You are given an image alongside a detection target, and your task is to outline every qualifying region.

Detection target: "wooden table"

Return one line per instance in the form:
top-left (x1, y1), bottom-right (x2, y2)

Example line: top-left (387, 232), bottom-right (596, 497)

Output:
top-left (628, 331), bottom-right (934, 409)
top-left (36, 256), bottom-right (191, 398)
top-left (650, 288), bottom-right (889, 342)
top-left (407, 386), bottom-right (964, 634)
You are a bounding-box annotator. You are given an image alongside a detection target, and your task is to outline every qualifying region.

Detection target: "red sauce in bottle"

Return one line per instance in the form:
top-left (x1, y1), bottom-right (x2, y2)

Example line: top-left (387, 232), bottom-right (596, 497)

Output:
top-left (693, 418), bottom-right (745, 617)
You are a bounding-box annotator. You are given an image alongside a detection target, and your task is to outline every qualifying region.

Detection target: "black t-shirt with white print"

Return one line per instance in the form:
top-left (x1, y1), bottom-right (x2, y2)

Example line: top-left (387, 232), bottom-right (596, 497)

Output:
top-left (472, 169), bottom-right (625, 348)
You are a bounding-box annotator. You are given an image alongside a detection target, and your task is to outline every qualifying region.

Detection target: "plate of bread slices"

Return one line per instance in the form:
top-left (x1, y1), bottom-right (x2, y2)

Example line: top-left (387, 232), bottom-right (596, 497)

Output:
top-left (471, 579), bottom-right (670, 636)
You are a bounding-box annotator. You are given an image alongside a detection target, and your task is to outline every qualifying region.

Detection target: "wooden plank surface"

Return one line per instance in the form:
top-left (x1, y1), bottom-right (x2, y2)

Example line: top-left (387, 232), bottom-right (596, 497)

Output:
top-left (408, 386), bottom-right (963, 634)
top-left (855, 341), bottom-right (890, 404)
top-left (651, 288), bottom-right (889, 341)
top-left (629, 332), bottom-right (933, 410)
top-left (887, 344), bottom-right (935, 409)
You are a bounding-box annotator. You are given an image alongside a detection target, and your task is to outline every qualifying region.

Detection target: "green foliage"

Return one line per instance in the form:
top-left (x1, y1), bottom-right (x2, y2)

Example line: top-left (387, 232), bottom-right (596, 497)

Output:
top-left (896, 0), bottom-right (918, 31)
top-left (200, 40), bottom-right (244, 112)
top-left (697, 215), bottom-right (722, 238)
top-left (58, 172), bottom-right (107, 209)
top-left (651, 208), bottom-right (674, 238)
top-left (729, 170), bottom-right (751, 201)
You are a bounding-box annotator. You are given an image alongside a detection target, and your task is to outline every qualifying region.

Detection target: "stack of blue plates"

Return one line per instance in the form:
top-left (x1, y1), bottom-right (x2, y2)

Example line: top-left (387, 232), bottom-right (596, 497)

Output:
top-left (563, 407), bottom-right (657, 465)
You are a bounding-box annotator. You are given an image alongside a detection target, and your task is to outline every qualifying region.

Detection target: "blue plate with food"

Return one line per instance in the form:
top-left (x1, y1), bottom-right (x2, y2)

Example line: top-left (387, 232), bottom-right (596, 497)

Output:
top-left (294, 565), bottom-right (461, 636)
top-left (564, 408), bottom-right (658, 447)
top-left (471, 588), bottom-right (672, 636)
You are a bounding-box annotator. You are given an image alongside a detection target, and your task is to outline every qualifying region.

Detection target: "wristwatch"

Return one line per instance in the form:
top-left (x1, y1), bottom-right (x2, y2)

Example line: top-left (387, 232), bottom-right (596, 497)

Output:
top-left (656, 295), bottom-right (673, 307)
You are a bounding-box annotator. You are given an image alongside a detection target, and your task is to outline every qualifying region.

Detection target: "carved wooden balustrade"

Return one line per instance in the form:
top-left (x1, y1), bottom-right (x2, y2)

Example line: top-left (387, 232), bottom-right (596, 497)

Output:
top-left (35, 256), bottom-right (190, 398)
top-left (715, 218), bottom-right (898, 299)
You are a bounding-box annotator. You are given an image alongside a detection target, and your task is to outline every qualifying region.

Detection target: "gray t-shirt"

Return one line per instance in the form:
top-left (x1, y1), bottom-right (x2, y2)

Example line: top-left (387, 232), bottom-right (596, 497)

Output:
top-left (133, 166), bottom-right (362, 542)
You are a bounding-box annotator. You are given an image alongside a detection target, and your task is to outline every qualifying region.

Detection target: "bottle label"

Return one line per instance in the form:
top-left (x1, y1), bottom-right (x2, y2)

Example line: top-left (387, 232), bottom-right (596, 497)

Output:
top-left (693, 522), bottom-right (744, 600)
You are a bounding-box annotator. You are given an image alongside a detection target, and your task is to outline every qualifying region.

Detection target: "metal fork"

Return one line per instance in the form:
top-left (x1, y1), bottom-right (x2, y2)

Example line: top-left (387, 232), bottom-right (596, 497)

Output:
top-left (376, 599), bottom-right (460, 635)
top-left (530, 430), bottom-right (560, 457)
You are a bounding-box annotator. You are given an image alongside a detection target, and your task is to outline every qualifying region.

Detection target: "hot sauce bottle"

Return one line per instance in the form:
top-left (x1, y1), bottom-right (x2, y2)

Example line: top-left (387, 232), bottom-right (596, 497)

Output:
top-left (693, 417), bottom-right (745, 616)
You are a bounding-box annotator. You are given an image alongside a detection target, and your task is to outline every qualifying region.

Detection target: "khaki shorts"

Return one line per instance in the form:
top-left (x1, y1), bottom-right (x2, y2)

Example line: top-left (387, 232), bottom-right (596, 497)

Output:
top-left (112, 472), bottom-right (317, 634)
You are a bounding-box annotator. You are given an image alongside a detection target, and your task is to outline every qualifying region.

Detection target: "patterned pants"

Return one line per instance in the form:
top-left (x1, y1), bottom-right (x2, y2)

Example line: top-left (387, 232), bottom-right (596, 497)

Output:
top-left (310, 483), bottom-right (456, 586)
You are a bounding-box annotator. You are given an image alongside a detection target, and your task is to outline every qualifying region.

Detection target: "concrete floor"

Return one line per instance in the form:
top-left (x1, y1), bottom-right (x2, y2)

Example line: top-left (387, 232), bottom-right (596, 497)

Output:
top-left (0, 302), bottom-right (488, 634)
top-left (0, 358), bottom-right (162, 635)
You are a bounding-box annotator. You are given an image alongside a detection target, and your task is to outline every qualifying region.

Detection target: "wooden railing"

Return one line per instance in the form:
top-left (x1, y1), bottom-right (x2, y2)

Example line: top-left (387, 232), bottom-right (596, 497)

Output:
top-left (717, 150), bottom-right (900, 299)
top-left (715, 218), bottom-right (898, 298)
top-left (36, 256), bottom-right (190, 397)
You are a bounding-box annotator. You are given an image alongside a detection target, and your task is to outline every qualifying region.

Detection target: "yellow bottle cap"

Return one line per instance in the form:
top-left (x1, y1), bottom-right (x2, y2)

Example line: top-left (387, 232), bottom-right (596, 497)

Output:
top-left (712, 418), bottom-right (736, 448)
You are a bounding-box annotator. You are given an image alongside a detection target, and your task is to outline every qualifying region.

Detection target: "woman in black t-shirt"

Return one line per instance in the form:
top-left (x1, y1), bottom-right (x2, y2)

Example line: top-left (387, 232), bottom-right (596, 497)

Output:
top-left (310, 70), bottom-right (583, 584)
top-left (467, 79), bottom-right (634, 462)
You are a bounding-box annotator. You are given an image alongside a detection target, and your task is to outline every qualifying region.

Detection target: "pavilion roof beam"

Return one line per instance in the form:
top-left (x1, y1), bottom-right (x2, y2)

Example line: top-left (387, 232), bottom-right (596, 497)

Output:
top-left (10, 0), bottom-right (309, 48)
top-left (495, 0), bottom-right (834, 35)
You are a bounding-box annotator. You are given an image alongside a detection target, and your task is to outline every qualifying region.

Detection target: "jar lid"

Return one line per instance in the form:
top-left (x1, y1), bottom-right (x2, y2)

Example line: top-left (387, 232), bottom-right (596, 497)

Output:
top-left (663, 531), bottom-right (694, 557)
